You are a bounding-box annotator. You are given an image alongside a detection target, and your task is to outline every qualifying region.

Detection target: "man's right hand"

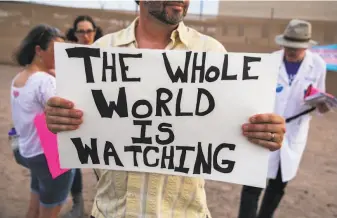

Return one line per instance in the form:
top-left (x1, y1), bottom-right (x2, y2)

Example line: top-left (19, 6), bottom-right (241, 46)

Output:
top-left (45, 97), bottom-right (83, 134)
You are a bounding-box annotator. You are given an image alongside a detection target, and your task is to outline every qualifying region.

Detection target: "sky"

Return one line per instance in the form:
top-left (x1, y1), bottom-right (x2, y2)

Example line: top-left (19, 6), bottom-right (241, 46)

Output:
top-left (16, 0), bottom-right (220, 15)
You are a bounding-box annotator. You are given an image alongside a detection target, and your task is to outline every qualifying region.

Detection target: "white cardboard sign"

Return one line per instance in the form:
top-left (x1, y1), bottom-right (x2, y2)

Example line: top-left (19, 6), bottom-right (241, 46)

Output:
top-left (55, 42), bottom-right (279, 188)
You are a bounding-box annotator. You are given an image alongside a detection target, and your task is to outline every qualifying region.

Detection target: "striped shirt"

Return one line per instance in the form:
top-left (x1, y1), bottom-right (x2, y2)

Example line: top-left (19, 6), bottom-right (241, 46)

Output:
top-left (91, 17), bottom-right (227, 218)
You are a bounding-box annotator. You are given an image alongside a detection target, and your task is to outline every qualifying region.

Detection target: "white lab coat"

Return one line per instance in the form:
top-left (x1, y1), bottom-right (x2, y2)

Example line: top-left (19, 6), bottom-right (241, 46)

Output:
top-left (267, 49), bottom-right (327, 182)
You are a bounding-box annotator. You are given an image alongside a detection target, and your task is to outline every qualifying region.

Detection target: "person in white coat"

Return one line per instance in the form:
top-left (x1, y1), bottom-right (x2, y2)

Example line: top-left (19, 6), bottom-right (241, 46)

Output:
top-left (237, 19), bottom-right (330, 218)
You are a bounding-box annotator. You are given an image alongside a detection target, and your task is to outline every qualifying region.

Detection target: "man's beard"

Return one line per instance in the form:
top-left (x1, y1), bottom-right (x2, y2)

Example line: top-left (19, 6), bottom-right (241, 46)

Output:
top-left (145, 1), bottom-right (188, 25)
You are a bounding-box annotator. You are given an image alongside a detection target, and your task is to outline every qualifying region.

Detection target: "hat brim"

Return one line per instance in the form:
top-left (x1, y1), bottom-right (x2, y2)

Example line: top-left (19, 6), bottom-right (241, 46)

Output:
top-left (275, 34), bottom-right (318, 49)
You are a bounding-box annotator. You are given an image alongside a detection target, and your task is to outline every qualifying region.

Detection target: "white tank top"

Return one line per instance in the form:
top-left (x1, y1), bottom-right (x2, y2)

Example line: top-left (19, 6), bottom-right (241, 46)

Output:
top-left (10, 72), bottom-right (56, 158)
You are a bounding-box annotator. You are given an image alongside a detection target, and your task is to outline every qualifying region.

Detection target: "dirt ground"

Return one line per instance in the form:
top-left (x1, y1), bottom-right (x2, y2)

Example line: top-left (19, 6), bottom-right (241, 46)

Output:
top-left (0, 64), bottom-right (336, 218)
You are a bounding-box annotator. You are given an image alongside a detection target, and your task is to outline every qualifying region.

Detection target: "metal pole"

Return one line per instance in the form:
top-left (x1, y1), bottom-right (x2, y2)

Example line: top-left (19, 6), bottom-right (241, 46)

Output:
top-left (268, 8), bottom-right (274, 48)
top-left (199, 0), bottom-right (203, 20)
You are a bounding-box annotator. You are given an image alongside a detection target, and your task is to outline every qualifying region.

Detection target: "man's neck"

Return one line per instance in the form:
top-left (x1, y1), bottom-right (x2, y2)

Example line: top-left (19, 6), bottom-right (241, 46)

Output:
top-left (136, 13), bottom-right (178, 49)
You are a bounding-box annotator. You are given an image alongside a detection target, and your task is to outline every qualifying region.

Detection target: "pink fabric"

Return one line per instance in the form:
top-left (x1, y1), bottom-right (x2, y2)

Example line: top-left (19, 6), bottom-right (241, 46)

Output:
top-left (305, 85), bottom-right (334, 98)
top-left (34, 113), bottom-right (69, 179)
top-left (307, 86), bottom-right (319, 96)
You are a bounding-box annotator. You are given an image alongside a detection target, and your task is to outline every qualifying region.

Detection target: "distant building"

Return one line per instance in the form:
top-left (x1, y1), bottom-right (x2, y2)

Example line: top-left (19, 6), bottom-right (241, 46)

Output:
top-left (218, 1), bottom-right (337, 21)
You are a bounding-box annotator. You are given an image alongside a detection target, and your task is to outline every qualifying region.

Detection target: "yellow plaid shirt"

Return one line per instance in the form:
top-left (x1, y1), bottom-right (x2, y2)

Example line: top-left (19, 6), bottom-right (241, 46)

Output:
top-left (91, 17), bottom-right (226, 218)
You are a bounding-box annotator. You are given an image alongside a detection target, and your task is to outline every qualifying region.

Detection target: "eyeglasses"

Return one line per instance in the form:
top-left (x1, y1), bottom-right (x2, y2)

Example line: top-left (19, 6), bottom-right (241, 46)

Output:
top-left (75, 29), bottom-right (95, 35)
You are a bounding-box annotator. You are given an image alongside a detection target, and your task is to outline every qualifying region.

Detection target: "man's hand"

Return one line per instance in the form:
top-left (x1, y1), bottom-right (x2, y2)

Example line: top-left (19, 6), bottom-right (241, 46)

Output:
top-left (242, 113), bottom-right (286, 151)
top-left (45, 97), bottom-right (83, 134)
top-left (316, 102), bottom-right (330, 114)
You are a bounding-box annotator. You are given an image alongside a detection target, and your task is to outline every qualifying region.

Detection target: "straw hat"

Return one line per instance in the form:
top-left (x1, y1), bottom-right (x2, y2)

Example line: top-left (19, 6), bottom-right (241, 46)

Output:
top-left (275, 19), bottom-right (318, 49)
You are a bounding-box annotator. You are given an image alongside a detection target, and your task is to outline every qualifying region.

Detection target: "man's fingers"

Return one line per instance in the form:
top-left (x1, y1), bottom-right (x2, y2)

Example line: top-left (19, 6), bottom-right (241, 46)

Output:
top-left (46, 115), bottom-right (83, 126)
top-left (47, 124), bottom-right (80, 134)
top-left (47, 97), bottom-right (74, 109)
top-left (247, 138), bottom-right (281, 151)
top-left (243, 131), bottom-right (283, 144)
top-left (249, 113), bottom-right (285, 124)
top-left (45, 106), bottom-right (82, 119)
top-left (242, 123), bottom-right (284, 133)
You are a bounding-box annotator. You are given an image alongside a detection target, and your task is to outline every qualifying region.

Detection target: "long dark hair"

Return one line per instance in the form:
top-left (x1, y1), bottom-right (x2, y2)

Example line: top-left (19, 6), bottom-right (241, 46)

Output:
top-left (15, 24), bottom-right (64, 66)
top-left (66, 15), bottom-right (103, 43)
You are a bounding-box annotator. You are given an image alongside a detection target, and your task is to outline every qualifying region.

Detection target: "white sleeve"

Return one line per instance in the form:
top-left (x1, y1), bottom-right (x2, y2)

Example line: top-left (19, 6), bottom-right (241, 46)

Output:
top-left (315, 54), bottom-right (327, 92)
top-left (314, 56), bottom-right (328, 115)
top-left (37, 75), bottom-right (56, 107)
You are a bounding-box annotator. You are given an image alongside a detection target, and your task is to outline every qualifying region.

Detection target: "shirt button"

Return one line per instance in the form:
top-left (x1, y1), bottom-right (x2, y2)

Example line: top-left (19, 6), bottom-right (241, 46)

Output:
top-left (127, 193), bottom-right (136, 198)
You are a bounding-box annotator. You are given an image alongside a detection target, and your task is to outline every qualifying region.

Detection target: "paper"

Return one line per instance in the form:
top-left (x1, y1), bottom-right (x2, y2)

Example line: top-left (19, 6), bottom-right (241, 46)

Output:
top-left (304, 85), bottom-right (337, 108)
top-left (34, 113), bottom-right (70, 179)
top-left (305, 93), bottom-right (337, 107)
top-left (55, 42), bottom-right (280, 188)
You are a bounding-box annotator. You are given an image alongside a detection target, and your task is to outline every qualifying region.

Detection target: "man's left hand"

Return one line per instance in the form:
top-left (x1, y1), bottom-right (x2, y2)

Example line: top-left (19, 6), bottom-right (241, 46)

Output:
top-left (316, 102), bottom-right (330, 114)
top-left (242, 113), bottom-right (286, 151)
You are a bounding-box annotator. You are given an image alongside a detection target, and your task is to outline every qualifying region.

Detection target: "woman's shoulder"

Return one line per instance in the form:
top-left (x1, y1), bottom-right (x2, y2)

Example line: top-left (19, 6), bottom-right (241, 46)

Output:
top-left (21, 71), bottom-right (55, 90)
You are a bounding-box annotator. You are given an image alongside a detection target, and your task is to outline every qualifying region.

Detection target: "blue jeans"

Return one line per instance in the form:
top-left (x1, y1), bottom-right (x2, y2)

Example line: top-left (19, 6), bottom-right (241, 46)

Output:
top-left (22, 153), bottom-right (75, 208)
top-left (13, 148), bottom-right (28, 168)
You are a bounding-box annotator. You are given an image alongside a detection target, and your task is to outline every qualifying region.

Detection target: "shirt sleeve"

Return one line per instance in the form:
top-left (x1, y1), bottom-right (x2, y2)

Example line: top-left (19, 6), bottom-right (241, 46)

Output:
top-left (93, 34), bottom-right (112, 47)
top-left (317, 59), bottom-right (327, 92)
top-left (36, 74), bottom-right (56, 107)
top-left (203, 35), bottom-right (227, 52)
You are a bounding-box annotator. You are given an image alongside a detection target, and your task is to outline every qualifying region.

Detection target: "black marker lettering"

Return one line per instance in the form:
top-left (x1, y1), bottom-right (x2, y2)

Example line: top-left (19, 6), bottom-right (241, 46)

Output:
top-left (221, 54), bottom-right (237, 80)
top-left (104, 141), bottom-right (124, 166)
top-left (92, 87), bottom-right (128, 118)
top-left (213, 143), bottom-right (236, 173)
top-left (143, 146), bottom-right (159, 167)
top-left (119, 53), bottom-right (142, 82)
top-left (124, 146), bottom-right (142, 167)
top-left (162, 51), bottom-right (191, 83)
top-left (66, 47), bottom-right (100, 83)
top-left (191, 52), bottom-right (206, 83)
top-left (176, 88), bottom-right (193, 116)
top-left (156, 123), bottom-right (174, 145)
top-left (174, 146), bottom-right (195, 174)
top-left (195, 88), bottom-right (215, 116)
top-left (193, 142), bottom-right (212, 174)
top-left (161, 146), bottom-right (175, 169)
top-left (132, 120), bottom-right (152, 144)
top-left (205, 66), bottom-right (220, 82)
top-left (156, 88), bottom-right (173, 116)
top-left (102, 52), bottom-right (117, 82)
top-left (132, 100), bottom-right (153, 119)
top-left (242, 56), bottom-right (261, 80)
top-left (71, 137), bottom-right (100, 164)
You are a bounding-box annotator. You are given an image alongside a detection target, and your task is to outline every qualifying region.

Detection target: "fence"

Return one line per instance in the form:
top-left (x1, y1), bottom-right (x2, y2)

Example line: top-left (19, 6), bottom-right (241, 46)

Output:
top-left (1, 1), bottom-right (336, 65)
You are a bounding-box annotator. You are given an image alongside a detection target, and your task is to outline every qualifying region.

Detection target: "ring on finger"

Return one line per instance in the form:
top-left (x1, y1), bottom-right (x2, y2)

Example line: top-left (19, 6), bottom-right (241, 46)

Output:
top-left (269, 132), bottom-right (276, 142)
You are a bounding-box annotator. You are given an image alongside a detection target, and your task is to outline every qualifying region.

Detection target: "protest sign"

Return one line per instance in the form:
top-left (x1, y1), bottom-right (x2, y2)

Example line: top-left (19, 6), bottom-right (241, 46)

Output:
top-left (55, 42), bottom-right (279, 188)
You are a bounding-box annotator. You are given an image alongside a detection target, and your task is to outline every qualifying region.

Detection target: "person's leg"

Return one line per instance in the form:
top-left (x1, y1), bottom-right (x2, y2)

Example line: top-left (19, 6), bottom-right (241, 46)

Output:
top-left (238, 185), bottom-right (263, 218)
top-left (38, 204), bottom-right (62, 218)
top-left (257, 166), bottom-right (287, 218)
top-left (38, 168), bottom-right (76, 218)
top-left (71, 169), bottom-right (83, 195)
top-left (26, 174), bottom-right (40, 218)
top-left (28, 154), bottom-right (75, 218)
top-left (64, 168), bottom-right (84, 218)
top-left (26, 192), bottom-right (40, 218)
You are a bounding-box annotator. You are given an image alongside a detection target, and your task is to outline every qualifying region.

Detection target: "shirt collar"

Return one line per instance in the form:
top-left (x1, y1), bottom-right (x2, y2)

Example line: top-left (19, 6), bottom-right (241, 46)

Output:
top-left (114, 17), bottom-right (190, 48)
